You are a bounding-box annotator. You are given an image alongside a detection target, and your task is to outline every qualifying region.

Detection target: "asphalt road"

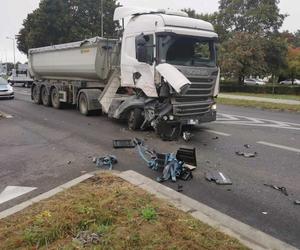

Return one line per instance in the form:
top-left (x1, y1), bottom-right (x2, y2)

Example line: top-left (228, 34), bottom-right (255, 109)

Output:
top-left (1, 87), bottom-right (300, 248)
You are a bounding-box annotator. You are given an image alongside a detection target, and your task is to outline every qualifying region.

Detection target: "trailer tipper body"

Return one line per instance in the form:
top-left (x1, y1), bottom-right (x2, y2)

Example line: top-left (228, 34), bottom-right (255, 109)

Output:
top-left (29, 7), bottom-right (219, 140)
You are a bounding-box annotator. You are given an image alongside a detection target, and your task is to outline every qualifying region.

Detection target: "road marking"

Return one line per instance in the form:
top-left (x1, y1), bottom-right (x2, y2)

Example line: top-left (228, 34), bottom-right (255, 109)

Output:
top-left (0, 111), bottom-right (13, 119)
top-left (257, 141), bottom-right (300, 153)
top-left (0, 186), bottom-right (37, 205)
top-left (204, 129), bottom-right (231, 137)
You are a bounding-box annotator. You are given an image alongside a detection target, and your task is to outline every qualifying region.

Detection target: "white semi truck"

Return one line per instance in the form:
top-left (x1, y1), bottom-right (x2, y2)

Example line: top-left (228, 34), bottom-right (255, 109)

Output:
top-left (28, 7), bottom-right (219, 140)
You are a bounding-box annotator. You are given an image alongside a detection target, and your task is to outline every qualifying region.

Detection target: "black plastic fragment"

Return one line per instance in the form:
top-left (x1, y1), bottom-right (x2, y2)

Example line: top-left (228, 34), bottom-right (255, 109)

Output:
top-left (113, 139), bottom-right (135, 149)
top-left (264, 184), bottom-right (289, 196)
top-left (206, 171), bottom-right (232, 185)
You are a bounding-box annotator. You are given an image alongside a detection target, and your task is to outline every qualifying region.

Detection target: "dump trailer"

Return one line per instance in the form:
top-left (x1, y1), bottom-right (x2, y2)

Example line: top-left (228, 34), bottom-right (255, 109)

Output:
top-left (29, 7), bottom-right (219, 140)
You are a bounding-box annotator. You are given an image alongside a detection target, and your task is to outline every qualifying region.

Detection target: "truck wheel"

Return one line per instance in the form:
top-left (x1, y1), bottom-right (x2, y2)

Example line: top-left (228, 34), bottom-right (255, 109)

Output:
top-left (79, 93), bottom-right (90, 116)
top-left (128, 108), bottom-right (144, 131)
top-left (32, 85), bottom-right (41, 104)
top-left (41, 87), bottom-right (51, 106)
top-left (51, 88), bottom-right (61, 109)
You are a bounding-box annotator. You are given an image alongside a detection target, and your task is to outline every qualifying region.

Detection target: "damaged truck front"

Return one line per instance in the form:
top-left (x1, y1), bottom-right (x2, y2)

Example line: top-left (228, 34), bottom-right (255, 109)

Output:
top-left (112, 7), bottom-right (219, 139)
top-left (29, 7), bottom-right (219, 140)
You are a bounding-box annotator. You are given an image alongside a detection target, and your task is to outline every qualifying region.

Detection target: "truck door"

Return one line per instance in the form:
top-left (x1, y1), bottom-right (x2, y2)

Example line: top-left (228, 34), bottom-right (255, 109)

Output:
top-left (121, 33), bottom-right (158, 97)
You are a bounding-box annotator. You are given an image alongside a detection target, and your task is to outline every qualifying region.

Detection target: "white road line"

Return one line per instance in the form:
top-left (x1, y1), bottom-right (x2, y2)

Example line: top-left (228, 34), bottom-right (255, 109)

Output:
top-left (0, 186), bottom-right (37, 205)
top-left (204, 129), bottom-right (231, 137)
top-left (257, 141), bottom-right (300, 153)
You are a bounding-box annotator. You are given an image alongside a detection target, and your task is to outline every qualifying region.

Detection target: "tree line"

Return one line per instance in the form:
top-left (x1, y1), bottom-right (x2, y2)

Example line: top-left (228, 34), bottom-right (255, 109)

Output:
top-left (17, 0), bottom-right (300, 83)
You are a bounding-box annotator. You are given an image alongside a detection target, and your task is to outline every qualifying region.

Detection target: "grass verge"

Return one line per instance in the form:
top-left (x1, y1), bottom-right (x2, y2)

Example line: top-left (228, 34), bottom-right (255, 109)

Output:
top-left (0, 174), bottom-right (248, 250)
top-left (218, 97), bottom-right (300, 112)
top-left (222, 92), bottom-right (300, 101)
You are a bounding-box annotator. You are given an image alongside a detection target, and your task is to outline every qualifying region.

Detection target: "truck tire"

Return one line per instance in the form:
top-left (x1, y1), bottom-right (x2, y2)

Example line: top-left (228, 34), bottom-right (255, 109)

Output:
top-left (41, 86), bottom-right (51, 106)
top-left (128, 108), bottom-right (144, 131)
top-left (51, 88), bottom-right (62, 109)
top-left (79, 93), bottom-right (90, 116)
top-left (32, 85), bottom-right (41, 104)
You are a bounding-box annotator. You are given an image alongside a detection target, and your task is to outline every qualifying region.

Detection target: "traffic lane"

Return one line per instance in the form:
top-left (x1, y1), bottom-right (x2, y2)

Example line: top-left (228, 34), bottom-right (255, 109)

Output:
top-left (1, 96), bottom-right (300, 247)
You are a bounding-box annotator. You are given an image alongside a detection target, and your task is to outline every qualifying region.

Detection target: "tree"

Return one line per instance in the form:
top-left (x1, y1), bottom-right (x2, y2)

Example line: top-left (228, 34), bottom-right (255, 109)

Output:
top-left (219, 32), bottom-right (266, 83)
top-left (218, 0), bottom-right (287, 35)
top-left (286, 47), bottom-right (300, 83)
top-left (17, 0), bottom-right (119, 54)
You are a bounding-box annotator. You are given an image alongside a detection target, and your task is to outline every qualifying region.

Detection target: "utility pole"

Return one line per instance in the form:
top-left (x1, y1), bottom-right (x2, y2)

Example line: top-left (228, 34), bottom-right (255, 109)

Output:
top-left (6, 37), bottom-right (16, 67)
top-left (101, 0), bottom-right (104, 37)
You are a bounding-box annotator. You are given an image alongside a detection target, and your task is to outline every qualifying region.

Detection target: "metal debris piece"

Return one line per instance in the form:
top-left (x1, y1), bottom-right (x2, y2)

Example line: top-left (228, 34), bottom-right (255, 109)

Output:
top-left (212, 136), bottom-right (219, 140)
top-left (205, 171), bottom-right (232, 185)
top-left (183, 131), bottom-right (193, 142)
top-left (244, 144), bottom-right (251, 148)
top-left (236, 151), bottom-right (258, 158)
top-left (73, 231), bottom-right (101, 246)
top-left (177, 184), bottom-right (183, 192)
top-left (93, 155), bottom-right (117, 170)
top-left (294, 200), bottom-right (300, 205)
top-left (67, 160), bottom-right (71, 165)
top-left (264, 184), bottom-right (289, 196)
top-left (113, 139), bottom-right (135, 149)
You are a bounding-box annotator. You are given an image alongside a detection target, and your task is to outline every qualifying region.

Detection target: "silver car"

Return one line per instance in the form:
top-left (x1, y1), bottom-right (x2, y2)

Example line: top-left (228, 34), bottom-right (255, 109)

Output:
top-left (279, 79), bottom-right (300, 85)
top-left (244, 78), bottom-right (266, 85)
top-left (0, 77), bottom-right (14, 99)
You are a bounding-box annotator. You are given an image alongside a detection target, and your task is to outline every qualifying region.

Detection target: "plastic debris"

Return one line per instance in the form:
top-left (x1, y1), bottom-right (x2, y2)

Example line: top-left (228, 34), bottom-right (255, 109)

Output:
top-left (236, 151), bottom-right (258, 158)
top-left (183, 131), bottom-right (193, 142)
top-left (264, 184), bottom-right (288, 196)
top-left (93, 155), bottom-right (117, 170)
top-left (244, 144), bottom-right (251, 148)
top-left (177, 184), bottom-right (183, 192)
top-left (294, 200), bottom-right (300, 205)
top-left (212, 136), bottom-right (219, 140)
top-left (205, 171), bottom-right (232, 185)
top-left (262, 211), bottom-right (268, 215)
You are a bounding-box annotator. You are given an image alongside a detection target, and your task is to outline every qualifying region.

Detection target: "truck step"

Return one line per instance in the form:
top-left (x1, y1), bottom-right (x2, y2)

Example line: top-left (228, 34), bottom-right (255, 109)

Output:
top-left (98, 69), bottom-right (120, 114)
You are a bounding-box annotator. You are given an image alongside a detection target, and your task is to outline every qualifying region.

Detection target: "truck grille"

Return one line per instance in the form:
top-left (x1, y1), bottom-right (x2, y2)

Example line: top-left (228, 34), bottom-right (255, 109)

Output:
top-left (172, 77), bottom-right (215, 117)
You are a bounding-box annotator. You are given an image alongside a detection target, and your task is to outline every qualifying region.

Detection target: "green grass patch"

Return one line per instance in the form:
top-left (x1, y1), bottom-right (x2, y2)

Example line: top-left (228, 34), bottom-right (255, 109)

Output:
top-left (218, 97), bottom-right (300, 112)
top-left (222, 92), bottom-right (300, 101)
top-left (0, 174), bottom-right (248, 250)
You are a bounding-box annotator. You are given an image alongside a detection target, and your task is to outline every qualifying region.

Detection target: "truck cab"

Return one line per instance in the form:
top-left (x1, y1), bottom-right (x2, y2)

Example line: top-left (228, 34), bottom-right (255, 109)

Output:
top-left (114, 7), bottom-right (219, 137)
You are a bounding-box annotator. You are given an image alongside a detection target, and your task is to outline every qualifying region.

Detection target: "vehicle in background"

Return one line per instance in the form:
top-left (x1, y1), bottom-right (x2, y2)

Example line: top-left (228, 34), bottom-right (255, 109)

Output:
top-left (244, 78), bottom-right (266, 86)
top-left (0, 77), bottom-right (14, 99)
top-left (29, 7), bottom-right (220, 140)
top-left (279, 79), bottom-right (300, 85)
top-left (8, 64), bottom-right (33, 88)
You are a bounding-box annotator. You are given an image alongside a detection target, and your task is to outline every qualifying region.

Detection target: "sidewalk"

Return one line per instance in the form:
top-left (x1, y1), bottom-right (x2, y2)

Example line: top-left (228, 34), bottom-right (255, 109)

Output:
top-left (219, 93), bottom-right (300, 105)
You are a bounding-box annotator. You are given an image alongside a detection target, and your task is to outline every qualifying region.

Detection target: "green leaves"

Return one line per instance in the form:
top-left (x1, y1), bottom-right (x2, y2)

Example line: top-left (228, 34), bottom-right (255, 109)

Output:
top-left (17, 0), bottom-right (120, 54)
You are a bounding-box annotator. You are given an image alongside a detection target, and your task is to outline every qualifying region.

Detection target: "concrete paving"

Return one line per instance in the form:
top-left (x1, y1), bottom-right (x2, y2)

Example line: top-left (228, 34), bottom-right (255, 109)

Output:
top-left (0, 87), bottom-right (300, 248)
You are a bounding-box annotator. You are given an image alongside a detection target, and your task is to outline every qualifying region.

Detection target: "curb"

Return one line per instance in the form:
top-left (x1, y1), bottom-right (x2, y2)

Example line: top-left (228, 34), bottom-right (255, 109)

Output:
top-left (117, 170), bottom-right (297, 250)
top-left (0, 174), bottom-right (93, 219)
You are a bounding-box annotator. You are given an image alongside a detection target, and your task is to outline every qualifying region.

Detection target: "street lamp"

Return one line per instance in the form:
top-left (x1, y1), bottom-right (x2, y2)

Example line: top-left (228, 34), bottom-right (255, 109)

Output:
top-left (6, 36), bottom-right (16, 66)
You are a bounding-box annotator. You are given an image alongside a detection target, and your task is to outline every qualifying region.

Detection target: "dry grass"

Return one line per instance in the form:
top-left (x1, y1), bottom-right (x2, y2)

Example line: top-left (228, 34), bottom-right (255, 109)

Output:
top-left (218, 97), bottom-right (300, 112)
top-left (0, 174), bottom-right (248, 250)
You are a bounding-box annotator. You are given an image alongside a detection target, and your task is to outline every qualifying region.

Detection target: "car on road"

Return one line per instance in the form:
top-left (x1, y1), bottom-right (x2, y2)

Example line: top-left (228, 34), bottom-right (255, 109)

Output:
top-left (244, 78), bottom-right (266, 86)
top-left (0, 77), bottom-right (14, 99)
top-left (279, 79), bottom-right (300, 85)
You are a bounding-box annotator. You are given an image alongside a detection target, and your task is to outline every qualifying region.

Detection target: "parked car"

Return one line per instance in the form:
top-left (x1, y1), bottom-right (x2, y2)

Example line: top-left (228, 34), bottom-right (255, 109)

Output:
top-left (0, 77), bottom-right (14, 99)
top-left (244, 78), bottom-right (266, 86)
top-left (279, 79), bottom-right (300, 85)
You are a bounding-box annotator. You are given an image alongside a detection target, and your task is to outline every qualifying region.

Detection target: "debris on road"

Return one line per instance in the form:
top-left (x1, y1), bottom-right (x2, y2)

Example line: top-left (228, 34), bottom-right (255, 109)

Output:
top-left (183, 131), bottom-right (193, 142)
top-left (205, 171), bottom-right (232, 185)
top-left (235, 151), bottom-right (258, 158)
top-left (294, 200), bottom-right (300, 205)
top-left (93, 155), bottom-right (117, 170)
top-left (262, 211), bottom-right (268, 215)
top-left (67, 160), bottom-right (72, 165)
top-left (264, 184), bottom-right (289, 196)
top-left (244, 144), bottom-right (251, 149)
top-left (113, 139), bottom-right (135, 149)
top-left (73, 231), bottom-right (101, 246)
top-left (134, 138), bottom-right (196, 183)
top-left (212, 136), bottom-right (219, 140)
top-left (177, 184), bottom-right (184, 192)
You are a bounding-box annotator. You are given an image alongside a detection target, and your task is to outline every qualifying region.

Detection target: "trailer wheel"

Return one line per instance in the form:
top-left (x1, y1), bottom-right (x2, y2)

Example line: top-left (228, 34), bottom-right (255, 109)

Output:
top-left (128, 108), bottom-right (144, 131)
top-left (32, 85), bottom-right (41, 104)
top-left (41, 86), bottom-right (51, 107)
top-left (79, 93), bottom-right (90, 116)
top-left (51, 88), bottom-right (61, 109)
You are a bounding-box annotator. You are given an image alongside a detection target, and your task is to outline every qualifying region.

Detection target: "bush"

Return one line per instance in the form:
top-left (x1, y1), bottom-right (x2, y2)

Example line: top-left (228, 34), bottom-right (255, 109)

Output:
top-left (220, 82), bottom-right (300, 95)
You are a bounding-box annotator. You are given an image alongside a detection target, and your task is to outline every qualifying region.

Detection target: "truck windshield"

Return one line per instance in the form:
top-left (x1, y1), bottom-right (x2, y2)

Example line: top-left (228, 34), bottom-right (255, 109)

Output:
top-left (157, 35), bottom-right (216, 67)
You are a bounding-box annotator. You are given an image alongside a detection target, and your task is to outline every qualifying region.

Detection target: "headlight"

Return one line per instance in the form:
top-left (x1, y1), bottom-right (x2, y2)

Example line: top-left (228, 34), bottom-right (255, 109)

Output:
top-left (169, 115), bottom-right (174, 121)
top-left (212, 104), bottom-right (217, 110)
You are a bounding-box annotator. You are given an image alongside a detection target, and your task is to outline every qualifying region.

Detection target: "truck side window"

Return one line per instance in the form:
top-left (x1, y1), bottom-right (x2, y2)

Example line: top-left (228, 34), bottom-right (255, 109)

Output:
top-left (136, 34), bottom-right (154, 65)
